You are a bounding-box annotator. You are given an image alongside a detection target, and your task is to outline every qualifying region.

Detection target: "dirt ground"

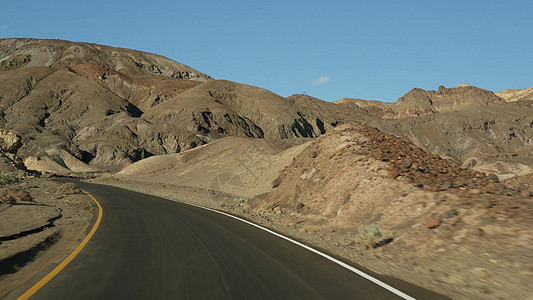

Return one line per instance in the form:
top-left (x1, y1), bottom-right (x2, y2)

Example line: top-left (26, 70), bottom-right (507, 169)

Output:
top-left (0, 178), bottom-right (94, 299)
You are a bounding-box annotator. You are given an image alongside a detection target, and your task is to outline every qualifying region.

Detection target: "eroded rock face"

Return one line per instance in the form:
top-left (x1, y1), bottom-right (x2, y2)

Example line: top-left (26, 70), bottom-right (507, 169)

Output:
top-left (0, 129), bottom-right (22, 154)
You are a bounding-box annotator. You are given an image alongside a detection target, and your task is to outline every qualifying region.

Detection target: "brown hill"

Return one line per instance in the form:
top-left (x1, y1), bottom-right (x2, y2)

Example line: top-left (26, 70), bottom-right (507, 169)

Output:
top-left (262, 123), bottom-right (532, 299)
top-left (116, 136), bottom-right (310, 198)
top-left (337, 84), bottom-right (506, 118)
top-left (368, 100), bottom-right (533, 178)
top-left (0, 38), bottom-right (530, 180)
top-left (0, 39), bottom-right (371, 174)
top-left (0, 38), bottom-right (212, 81)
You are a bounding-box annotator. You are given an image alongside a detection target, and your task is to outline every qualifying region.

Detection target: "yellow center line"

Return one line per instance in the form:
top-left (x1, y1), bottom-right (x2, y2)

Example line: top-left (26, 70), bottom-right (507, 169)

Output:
top-left (17, 188), bottom-right (103, 300)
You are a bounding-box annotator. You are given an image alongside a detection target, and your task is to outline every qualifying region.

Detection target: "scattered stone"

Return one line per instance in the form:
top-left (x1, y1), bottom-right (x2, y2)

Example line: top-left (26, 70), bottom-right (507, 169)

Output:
top-left (402, 159), bottom-right (413, 168)
top-left (310, 151), bottom-right (318, 158)
top-left (387, 171), bottom-right (399, 179)
top-left (442, 208), bottom-right (459, 219)
top-left (441, 180), bottom-right (453, 189)
top-left (271, 176), bottom-right (282, 188)
top-left (296, 202), bottom-right (305, 209)
top-left (519, 190), bottom-right (531, 198)
top-left (487, 173), bottom-right (499, 183)
top-left (481, 199), bottom-right (493, 208)
top-left (427, 217), bottom-right (441, 229)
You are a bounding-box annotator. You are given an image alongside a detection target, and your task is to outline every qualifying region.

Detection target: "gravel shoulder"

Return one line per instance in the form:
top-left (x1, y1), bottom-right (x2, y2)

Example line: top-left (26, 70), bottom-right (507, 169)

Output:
top-left (0, 178), bottom-right (94, 299)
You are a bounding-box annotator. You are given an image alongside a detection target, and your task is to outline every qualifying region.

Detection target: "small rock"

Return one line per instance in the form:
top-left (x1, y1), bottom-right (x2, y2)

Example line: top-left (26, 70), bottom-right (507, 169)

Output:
top-left (387, 171), bottom-right (399, 179)
top-left (427, 217), bottom-right (441, 229)
top-left (296, 202), bottom-right (305, 209)
top-left (310, 151), bottom-right (318, 158)
top-left (470, 189), bottom-right (481, 194)
top-left (442, 208), bottom-right (459, 219)
top-left (520, 190), bottom-right (531, 198)
top-left (441, 181), bottom-right (453, 189)
top-left (401, 159), bottom-right (412, 168)
top-left (481, 199), bottom-right (493, 208)
top-left (470, 228), bottom-right (484, 237)
top-left (471, 267), bottom-right (492, 280)
top-left (487, 173), bottom-right (499, 183)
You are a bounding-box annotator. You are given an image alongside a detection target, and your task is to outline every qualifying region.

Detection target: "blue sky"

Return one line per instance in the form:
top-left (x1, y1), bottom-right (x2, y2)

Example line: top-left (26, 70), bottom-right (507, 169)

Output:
top-left (1, 0), bottom-right (532, 102)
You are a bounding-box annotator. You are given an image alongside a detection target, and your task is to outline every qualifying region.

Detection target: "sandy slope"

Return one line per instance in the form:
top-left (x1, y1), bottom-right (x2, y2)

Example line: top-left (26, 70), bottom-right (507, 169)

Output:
top-left (117, 136), bottom-right (311, 198)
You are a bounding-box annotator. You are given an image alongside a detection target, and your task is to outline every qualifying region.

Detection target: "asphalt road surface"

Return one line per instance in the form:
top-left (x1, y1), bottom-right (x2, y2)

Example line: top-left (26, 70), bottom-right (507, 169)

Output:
top-left (20, 180), bottom-right (447, 299)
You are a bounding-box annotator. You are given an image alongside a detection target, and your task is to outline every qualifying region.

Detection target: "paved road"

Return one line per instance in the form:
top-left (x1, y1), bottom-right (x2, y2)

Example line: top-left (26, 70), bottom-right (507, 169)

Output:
top-left (22, 180), bottom-right (446, 299)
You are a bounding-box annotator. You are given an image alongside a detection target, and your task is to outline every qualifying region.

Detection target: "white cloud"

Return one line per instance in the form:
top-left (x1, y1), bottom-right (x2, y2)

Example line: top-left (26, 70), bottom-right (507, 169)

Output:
top-left (313, 75), bottom-right (332, 85)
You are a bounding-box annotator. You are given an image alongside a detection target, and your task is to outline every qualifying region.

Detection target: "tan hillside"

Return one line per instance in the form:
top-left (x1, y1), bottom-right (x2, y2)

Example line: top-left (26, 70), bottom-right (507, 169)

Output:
top-left (496, 87), bottom-right (533, 102)
top-left (0, 38), bottom-right (529, 181)
top-left (0, 38), bottom-right (212, 81)
top-left (336, 84), bottom-right (506, 118)
top-left (0, 39), bottom-right (375, 174)
top-left (116, 136), bottom-right (310, 198)
top-left (369, 100), bottom-right (533, 178)
top-left (262, 123), bottom-right (532, 299)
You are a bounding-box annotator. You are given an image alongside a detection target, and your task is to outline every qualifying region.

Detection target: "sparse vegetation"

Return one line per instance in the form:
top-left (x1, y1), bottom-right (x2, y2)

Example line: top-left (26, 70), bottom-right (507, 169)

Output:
top-left (354, 224), bottom-right (382, 249)
top-left (0, 172), bottom-right (20, 186)
top-left (264, 202), bottom-right (278, 210)
top-left (57, 183), bottom-right (82, 195)
top-left (0, 186), bottom-right (33, 204)
top-left (232, 197), bottom-right (245, 207)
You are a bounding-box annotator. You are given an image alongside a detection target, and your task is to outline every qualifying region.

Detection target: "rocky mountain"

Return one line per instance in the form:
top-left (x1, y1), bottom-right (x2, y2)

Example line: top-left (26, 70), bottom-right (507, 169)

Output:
top-left (334, 85), bottom-right (533, 178)
top-left (368, 100), bottom-right (533, 178)
top-left (0, 38), bottom-right (531, 179)
top-left (0, 38), bottom-right (212, 81)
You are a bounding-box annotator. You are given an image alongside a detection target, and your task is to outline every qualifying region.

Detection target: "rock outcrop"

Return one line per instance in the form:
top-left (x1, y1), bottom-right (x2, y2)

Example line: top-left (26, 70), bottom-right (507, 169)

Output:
top-left (0, 129), bottom-right (22, 154)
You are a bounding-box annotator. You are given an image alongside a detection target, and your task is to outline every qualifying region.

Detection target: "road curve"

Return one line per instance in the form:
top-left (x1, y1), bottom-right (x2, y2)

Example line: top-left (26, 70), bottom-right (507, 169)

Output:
top-left (18, 180), bottom-right (447, 299)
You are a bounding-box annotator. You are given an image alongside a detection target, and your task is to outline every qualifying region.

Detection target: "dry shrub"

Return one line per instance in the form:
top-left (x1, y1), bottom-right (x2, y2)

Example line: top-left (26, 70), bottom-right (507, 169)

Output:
top-left (0, 186), bottom-right (33, 204)
top-left (57, 183), bottom-right (82, 195)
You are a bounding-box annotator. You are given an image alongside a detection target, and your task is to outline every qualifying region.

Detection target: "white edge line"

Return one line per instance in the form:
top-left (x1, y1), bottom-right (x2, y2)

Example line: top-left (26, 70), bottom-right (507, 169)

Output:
top-left (165, 197), bottom-right (416, 300)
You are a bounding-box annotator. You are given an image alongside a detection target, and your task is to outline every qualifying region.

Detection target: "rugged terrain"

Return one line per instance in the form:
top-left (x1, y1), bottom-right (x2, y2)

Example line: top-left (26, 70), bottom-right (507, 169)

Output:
top-left (1, 38), bottom-right (532, 299)
top-left (102, 123), bottom-right (532, 299)
top-left (1, 39), bottom-right (532, 179)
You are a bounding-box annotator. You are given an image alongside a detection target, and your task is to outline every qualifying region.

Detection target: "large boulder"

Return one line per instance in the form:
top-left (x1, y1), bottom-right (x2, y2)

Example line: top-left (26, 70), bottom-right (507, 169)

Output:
top-left (0, 129), bottom-right (22, 154)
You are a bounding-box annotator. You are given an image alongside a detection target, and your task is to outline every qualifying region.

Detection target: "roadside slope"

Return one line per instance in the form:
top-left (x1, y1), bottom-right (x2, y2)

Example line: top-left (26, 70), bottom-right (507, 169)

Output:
top-left (262, 123), bottom-right (533, 299)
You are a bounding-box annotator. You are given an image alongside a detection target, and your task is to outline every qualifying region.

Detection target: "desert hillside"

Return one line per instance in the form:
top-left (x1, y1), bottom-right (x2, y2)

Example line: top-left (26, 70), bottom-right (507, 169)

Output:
top-left (260, 123), bottom-right (532, 299)
top-left (496, 87), bottom-right (533, 102)
top-left (0, 39), bottom-right (369, 174)
top-left (336, 84), bottom-right (506, 118)
top-left (116, 136), bottom-right (310, 198)
top-left (1, 39), bottom-right (531, 179)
